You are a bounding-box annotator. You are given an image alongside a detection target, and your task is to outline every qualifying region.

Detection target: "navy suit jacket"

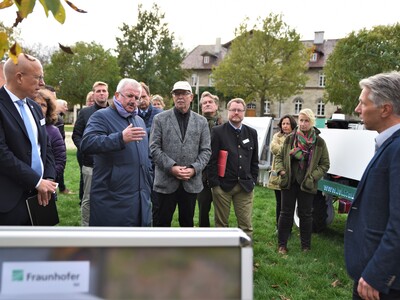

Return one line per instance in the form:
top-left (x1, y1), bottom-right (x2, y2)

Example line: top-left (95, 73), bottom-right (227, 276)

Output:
top-left (345, 128), bottom-right (400, 293)
top-left (0, 86), bottom-right (56, 213)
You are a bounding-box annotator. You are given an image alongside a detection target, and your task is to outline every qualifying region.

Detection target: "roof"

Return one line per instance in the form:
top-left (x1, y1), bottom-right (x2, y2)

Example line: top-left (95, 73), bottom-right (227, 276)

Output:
top-left (182, 44), bottom-right (228, 70)
top-left (303, 39), bottom-right (340, 68)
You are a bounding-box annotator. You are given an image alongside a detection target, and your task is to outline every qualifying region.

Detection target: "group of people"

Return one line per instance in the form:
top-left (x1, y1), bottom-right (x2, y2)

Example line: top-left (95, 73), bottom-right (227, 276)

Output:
top-left (0, 53), bottom-right (399, 299)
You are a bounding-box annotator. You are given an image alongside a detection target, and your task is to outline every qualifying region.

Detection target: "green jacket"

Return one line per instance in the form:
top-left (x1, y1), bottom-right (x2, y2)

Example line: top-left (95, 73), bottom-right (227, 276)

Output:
top-left (275, 127), bottom-right (330, 194)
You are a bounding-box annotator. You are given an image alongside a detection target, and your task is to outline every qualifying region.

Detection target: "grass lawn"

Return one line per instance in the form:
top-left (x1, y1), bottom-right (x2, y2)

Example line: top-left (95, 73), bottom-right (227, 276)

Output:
top-left (58, 149), bottom-right (353, 299)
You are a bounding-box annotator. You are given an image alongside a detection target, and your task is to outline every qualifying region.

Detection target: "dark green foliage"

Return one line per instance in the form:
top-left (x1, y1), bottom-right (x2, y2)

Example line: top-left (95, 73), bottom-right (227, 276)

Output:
top-left (324, 24), bottom-right (400, 114)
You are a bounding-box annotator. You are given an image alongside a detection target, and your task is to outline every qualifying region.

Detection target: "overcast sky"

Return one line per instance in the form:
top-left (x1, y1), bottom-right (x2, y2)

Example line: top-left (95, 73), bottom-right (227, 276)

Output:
top-left (1, 0), bottom-right (399, 52)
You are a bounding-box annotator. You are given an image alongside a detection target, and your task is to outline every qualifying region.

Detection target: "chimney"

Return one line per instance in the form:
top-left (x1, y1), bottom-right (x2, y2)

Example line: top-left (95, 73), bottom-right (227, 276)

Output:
top-left (314, 31), bottom-right (324, 44)
top-left (215, 37), bottom-right (221, 53)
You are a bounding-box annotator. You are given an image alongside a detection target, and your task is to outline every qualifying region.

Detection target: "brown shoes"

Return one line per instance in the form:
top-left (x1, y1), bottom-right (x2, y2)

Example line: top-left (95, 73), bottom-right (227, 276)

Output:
top-left (278, 246), bottom-right (288, 255)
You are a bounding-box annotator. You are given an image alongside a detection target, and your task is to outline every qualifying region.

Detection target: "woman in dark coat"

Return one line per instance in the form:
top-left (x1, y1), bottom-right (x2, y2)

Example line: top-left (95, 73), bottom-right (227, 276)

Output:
top-left (34, 89), bottom-right (66, 181)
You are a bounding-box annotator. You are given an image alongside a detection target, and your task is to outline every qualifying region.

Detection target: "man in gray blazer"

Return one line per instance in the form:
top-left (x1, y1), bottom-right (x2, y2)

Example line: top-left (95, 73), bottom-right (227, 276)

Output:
top-left (150, 81), bottom-right (211, 227)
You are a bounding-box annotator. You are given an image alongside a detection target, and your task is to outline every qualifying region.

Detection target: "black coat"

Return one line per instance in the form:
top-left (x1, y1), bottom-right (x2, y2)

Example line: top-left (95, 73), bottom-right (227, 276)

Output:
top-left (208, 122), bottom-right (259, 193)
top-left (0, 87), bottom-right (56, 212)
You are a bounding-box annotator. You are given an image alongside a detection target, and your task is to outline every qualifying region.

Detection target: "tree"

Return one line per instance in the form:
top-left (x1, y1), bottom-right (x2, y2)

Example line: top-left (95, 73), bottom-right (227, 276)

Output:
top-left (0, 0), bottom-right (86, 60)
top-left (116, 3), bottom-right (187, 97)
top-left (44, 42), bottom-right (120, 106)
top-left (212, 13), bottom-right (309, 116)
top-left (324, 24), bottom-right (400, 114)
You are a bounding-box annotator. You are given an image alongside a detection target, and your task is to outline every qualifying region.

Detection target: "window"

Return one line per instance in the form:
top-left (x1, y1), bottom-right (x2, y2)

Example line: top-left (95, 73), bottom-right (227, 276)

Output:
top-left (317, 99), bottom-right (325, 116)
top-left (208, 74), bottom-right (214, 87)
top-left (203, 56), bottom-right (210, 64)
top-left (246, 103), bottom-right (256, 110)
top-left (294, 98), bottom-right (303, 114)
top-left (191, 74), bottom-right (197, 87)
top-left (264, 100), bottom-right (271, 114)
top-left (310, 53), bottom-right (318, 62)
top-left (319, 73), bottom-right (326, 87)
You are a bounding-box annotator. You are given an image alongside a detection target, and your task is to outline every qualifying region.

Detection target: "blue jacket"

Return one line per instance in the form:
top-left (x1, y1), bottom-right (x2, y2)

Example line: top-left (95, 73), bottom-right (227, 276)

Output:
top-left (345, 129), bottom-right (400, 294)
top-left (138, 105), bottom-right (162, 136)
top-left (81, 106), bottom-right (153, 226)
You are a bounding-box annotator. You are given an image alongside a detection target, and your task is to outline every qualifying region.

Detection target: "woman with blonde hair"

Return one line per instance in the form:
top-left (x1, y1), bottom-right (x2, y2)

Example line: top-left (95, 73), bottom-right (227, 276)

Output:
top-left (275, 108), bottom-right (329, 254)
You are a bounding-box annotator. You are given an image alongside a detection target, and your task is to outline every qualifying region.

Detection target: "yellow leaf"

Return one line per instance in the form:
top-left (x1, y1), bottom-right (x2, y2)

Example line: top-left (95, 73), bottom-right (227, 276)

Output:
top-left (14, 0), bottom-right (36, 19)
top-left (0, 0), bottom-right (14, 9)
top-left (0, 31), bottom-right (9, 60)
top-left (38, 0), bottom-right (65, 24)
top-left (9, 42), bottom-right (22, 64)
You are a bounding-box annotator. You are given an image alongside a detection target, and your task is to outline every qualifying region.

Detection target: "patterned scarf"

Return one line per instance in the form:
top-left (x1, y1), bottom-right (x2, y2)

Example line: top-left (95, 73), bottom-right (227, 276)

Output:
top-left (289, 127), bottom-right (317, 169)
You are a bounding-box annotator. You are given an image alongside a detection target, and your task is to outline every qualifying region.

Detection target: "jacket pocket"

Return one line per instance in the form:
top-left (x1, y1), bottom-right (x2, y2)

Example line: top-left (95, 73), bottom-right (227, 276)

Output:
top-left (279, 173), bottom-right (289, 188)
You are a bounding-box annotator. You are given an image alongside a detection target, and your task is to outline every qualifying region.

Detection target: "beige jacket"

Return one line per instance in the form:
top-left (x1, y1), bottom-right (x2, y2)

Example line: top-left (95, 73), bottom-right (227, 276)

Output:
top-left (267, 132), bottom-right (288, 190)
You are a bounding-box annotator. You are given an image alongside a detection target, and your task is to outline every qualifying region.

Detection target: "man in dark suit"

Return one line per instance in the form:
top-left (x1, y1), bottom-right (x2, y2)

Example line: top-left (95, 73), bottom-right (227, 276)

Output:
top-left (0, 53), bottom-right (57, 225)
top-left (345, 72), bottom-right (400, 300)
top-left (208, 98), bottom-right (259, 238)
top-left (150, 81), bottom-right (211, 227)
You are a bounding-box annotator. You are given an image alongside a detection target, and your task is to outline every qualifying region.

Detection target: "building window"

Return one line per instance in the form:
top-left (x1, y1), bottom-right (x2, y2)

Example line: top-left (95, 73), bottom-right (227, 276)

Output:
top-left (208, 74), bottom-right (214, 87)
top-left (294, 98), bottom-right (303, 114)
top-left (317, 99), bottom-right (325, 116)
top-left (191, 74), bottom-right (197, 87)
top-left (247, 103), bottom-right (256, 110)
top-left (310, 53), bottom-right (318, 62)
top-left (319, 73), bottom-right (326, 87)
top-left (203, 56), bottom-right (210, 64)
top-left (264, 100), bottom-right (271, 115)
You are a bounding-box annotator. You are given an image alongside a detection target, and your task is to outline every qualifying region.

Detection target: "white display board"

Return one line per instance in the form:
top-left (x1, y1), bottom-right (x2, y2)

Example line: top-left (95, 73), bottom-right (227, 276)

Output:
top-left (319, 128), bottom-right (378, 181)
top-left (0, 227), bottom-right (253, 300)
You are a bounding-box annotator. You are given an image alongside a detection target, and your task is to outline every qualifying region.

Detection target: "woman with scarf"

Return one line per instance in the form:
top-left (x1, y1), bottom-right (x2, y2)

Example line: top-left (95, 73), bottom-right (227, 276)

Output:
top-left (275, 109), bottom-right (329, 254)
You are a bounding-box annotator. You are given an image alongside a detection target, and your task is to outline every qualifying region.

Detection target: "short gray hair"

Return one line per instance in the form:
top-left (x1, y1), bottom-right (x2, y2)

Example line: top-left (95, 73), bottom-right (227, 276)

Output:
top-left (359, 71), bottom-right (400, 116)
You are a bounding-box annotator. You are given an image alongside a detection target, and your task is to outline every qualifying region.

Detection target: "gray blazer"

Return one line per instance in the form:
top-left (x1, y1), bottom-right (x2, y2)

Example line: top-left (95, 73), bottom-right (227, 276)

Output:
top-left (150, 108), bottom-right (211, 194)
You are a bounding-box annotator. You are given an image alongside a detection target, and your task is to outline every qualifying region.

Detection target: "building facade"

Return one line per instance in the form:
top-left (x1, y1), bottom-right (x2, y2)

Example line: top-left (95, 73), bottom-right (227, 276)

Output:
top-left (182, 32), bottom-right (340, 123)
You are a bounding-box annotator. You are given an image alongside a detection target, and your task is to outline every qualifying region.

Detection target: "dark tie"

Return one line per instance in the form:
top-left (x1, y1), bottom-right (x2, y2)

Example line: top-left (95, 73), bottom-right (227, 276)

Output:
top-left (236, 128), bottom-right (241, 134)
top-left (17, 100), bottom-right (42, 175)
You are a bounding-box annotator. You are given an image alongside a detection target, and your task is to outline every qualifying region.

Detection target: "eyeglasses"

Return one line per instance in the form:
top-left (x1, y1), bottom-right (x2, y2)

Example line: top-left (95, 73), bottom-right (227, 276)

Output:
top-left (228, 109), bottom-right (245, 113)
top-left (172, 91), bottom-right (191, 96)
top-left (20, 72), bottom-right (45, 82)
top-left (119, 92), bottom-right (140, 101)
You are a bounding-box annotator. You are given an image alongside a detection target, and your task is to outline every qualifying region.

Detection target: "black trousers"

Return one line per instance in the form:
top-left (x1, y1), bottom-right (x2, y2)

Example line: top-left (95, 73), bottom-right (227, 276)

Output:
top-left (156, 183), bottom-right (197, 227)
top-left (353, 281), bottom-right (400, 299)
top-left (278, 182), bottom-right (313, 249)
top-left (274, 189), bottom-right (282, 227)
top-left (197, 184), bottom-right (213, 227)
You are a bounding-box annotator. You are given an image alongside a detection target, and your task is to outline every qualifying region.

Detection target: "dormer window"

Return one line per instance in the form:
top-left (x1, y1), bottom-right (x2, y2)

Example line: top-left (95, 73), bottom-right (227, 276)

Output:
top-left (203, 56), bottom-right (210, 64)
top-left (310, 53), bottom-right (318, 62)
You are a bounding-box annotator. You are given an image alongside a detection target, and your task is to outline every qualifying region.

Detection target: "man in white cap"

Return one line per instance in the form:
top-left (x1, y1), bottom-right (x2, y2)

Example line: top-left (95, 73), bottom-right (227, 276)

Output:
top-left (150, 81), bottom-right (211, 227)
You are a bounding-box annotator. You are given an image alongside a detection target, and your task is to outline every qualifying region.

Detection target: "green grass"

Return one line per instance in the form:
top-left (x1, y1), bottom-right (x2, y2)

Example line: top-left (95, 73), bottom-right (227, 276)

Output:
top-left (58, 149), bottom-right (353, 299)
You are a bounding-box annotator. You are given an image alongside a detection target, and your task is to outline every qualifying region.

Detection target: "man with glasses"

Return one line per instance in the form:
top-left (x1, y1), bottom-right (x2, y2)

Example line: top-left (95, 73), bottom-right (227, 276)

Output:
top-left (150, 81), bottom-right (211, 227)
top-left (0, 53), bottom-right (58, 225)
top-left (80, 78), bottom-right (152, 226)
top-left (72, 81), bottom-right (109, 226)
top-left (208, 98), bottom-right (259, 239)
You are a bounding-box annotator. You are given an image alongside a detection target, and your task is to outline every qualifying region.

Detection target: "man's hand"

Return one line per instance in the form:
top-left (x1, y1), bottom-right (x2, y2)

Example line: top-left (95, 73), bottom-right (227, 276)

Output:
top-left (357, 277), bottom-right (380, 300)
top-left (122, 124), bottom-right (146, 143)
top-left (171, 165), bottom-right (195, 181)
top-left (36, 179), bottom-right (58, 206)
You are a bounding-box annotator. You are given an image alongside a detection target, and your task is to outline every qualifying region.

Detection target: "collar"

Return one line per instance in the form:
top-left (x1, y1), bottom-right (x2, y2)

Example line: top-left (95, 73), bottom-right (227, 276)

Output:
top-left (376, 123), bottom-right (400, 148)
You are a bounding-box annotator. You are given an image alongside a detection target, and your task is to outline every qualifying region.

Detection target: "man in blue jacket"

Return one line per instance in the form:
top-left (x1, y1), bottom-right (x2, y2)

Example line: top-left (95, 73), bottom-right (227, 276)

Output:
top-left (345, 72), bottom-right (400, 300)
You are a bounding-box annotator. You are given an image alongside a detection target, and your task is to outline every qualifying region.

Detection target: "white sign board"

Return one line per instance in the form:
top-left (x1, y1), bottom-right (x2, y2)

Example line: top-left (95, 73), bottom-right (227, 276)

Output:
top-left (1, 261), bottom-right (89, 295)
top-left (319, 128), bottom-right (378, 181)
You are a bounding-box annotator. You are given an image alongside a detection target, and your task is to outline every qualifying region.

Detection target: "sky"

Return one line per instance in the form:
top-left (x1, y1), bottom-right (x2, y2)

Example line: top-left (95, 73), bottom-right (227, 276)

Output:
top-left (1, 0), bottom-right (399, 53)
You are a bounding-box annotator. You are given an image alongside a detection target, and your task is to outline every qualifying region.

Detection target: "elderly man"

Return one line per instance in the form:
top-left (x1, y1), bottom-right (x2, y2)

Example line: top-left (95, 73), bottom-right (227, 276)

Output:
top-left (0, 53), bottom-right (57, 225)
top-left (80, 78), bottom-right (152, 226)
top-left (345, 72), bottom-right (400, 300)
top-left (197, 91), bottom-right (223, 227)
top-left (150, 81), bottom-right (211, 227)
